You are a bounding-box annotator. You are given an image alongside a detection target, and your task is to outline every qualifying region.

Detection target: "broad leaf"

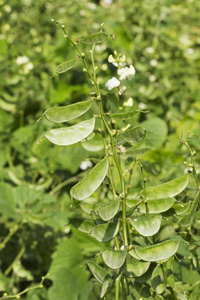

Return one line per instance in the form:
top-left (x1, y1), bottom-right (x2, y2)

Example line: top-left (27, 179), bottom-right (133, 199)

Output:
top-left (54, 58), bottom-right (78, 74)
top-left (130, 214), bottom-right (162, 236)
top-left (135, 240), bottom-right (180, 262)
top-left (110, 110), bottom-right (139, 120)
top-left (124, 261), bottom-right (150, 278)
top-left (121, 127), bottom-right (146, 143)
top-left (79, 32), bottom-right (108, 44)
top-left (70, 156), bottom-right (108, 200)
top-left (98, 198), bottom-right (120, 221)
top-left (144, 173), bottom-right (190, 200)
top-left (43, 100), bottom-right (91, 123)
top-left (70, 219), bottom-right (95, 234)
top-left (101, 248), bottom-right (127, 269)
top-left (45, 117), bottom-right (95, 146)
top-left (179, 191), bottom-right (199, 227)
top-left (127, 197), bottom-right (175, 213)
top-left (90, 222), bottom-right (120, 242)
top-left (86, 261), bottom-right (107, 284)
top-left (100, 276), bottom-right (113, 298)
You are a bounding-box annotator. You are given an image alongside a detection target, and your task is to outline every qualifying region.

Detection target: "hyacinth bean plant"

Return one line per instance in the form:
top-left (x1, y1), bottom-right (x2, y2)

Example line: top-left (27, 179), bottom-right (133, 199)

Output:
top-left (40, 22), bottom-right (199, 300)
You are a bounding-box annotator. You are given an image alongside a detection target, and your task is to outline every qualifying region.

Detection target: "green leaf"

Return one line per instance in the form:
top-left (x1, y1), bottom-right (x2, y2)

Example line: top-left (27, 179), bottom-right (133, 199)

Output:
top-left (0, 182), bottom-right (17, 219)
top-left (70, 219), bottom-right (95, 234)
top-left (144, 173), bottom-right (190, 200)
top-left (127, 197), bottom-right (175, 213)
top-left (90, 222), bottom-right (120, 242)
top-left (70, 156), bottom-right (108, 200)
top-left (172, 202), bottom-right (190, 215)
top-left (48, 238), bottom-right (84, 280)
top-left (151, 265), bottom-right (166, 294)
top-left (45, 117), bottom-right (95, 146)
top-left (100, 276), bottom-right (113, 298)
top-left (130, 214), bottom-right (162, 236)
top-left (109, 110), bottom-right (140, 120)
top-left (179, 191), bottom-right (199, 227)
top-left (101, 248), bottom-right (127, 269)
top-left (48, 267), bottom-right (87, 300)
top-left (135, 282), bottom-right (151, 298)
top-left (135, 240), bottom-right (180, 262)
top-left (98, 199), bottom-right (120, 221)
top-left (81, 133), bottom-right (104, 152)
top-left (86, 261), bottom-right (107, 284)
top-left (79, 32), bottom-right (108, 44)
top-left (121, 127), bottom-right (146, 143)
top-left (140, 117), bottom-right (168, 148)
top-left (54, 58), bottom-right (78, 74)
top-left (124, 261), bottom-right (150, 278)
top-left (43, 100), bottom-right (92, 123)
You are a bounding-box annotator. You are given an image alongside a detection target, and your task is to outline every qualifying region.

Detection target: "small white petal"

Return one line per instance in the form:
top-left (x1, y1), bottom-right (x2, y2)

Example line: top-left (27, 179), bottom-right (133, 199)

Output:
top-left (105, 77), bottom-right (120, 90)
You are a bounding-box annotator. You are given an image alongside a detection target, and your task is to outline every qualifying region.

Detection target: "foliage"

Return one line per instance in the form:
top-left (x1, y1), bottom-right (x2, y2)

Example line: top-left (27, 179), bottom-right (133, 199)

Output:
top-left (0, 0), bottom-right (200, 299)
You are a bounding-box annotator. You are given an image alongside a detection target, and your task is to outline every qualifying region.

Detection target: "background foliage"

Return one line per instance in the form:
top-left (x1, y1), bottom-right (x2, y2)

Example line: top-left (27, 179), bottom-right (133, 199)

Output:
top-left (0, 0), bottom-right (200, 299)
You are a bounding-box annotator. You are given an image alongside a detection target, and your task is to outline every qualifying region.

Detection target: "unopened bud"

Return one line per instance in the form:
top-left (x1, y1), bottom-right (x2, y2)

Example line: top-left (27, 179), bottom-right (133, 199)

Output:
top-left (62, 24), bottom-right (65, 28)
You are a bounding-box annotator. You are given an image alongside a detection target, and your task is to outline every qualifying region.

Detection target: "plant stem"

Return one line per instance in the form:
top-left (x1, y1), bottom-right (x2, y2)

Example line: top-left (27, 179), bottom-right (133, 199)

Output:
top-left (0, 275), bottom-right (47, 300)
top-left (0, 223), bottom-right (20, 251)
top-left (4, 245), bottom-right (25, 276)
top-left (115, 273), bottom-right (122, 300)
top-left (160, 264), bottom-right (178, 299)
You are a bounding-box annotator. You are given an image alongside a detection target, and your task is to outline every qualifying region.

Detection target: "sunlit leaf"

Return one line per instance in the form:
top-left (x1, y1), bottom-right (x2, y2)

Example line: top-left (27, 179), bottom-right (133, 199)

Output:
top-left (135, 240), bottom-right (180, 262)
top-left (43, 100), bottom-right (92, 123)
top-left (179, 191), bottom-right (199, 227)
top-left (110, 110), bottom-right (141, 120)
top-left (100, 276), bottom-right (113, 298)
top-left (144, 173), bottom-right (190, 200)
top-left (81, 133), bottom-right (104, 152)
top-left (54, 58), bottom-right (78, 74)
top-left (90, 222), bottom-right (120, 242)
top-left (124, 261), bottom-right (150, 278)
top-left (130, 214), bottom-right (162, 236)
top-left (70, 219), bottom-right (95, 233)
top-left (45, 117), bottom-right (95, 146)
top-left (121, 127), bottom-right (146, 143)
top-left (98, 198), bottom-right (120, 221)
top-left (86, 261), bottom-right (107, 284)
top-left (127, 197), bottom-right (175, 213)
top-left (70, 156), bottom-right (108, 200)
top-left (101, 248), bottom-right (127, 269)
top-left (79, 32), bottom-right (108, 44)
top-left (151, 265), bottom-right (166, 294)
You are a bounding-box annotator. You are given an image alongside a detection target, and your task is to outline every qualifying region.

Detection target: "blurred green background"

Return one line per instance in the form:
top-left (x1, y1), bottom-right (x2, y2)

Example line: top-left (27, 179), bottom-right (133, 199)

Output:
top-left (0, 0), bottom-right (200, 299)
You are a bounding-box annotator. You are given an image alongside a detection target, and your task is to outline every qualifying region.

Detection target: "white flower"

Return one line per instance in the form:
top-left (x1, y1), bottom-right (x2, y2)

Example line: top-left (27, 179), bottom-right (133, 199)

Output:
top-left (4, 5), bottom-right (12, 13)
top-left (150, 59), bottom-right (157, 67)
top-left (103, 0), bottom-right (113, 4)
top-left (16, 56), bottom-right (29, 65)
top-left (138, 102), bottom-right (147, 110)
top-left (145, 47), bottom-right (154, 54)
top-left (187, 48), bottom-right (194, 54)
top-left (123, 97), bottom-right (133, 107)
top-left (118, 145), bottom-right (126, 154)
top-left (117, 65), bottom-right (135, 80)
top-left (23, 62), bottom-right (34, 74)
top-left (149, 75), bottom-right (156, 82)
top-left (105, 77), bottom-right (120, 90)
top-left (108, 54), bottom-right (126, 68)
top-left (88, 2), bottom-right (96, 9)
top-left (80, 160), bottom-right (93, 170)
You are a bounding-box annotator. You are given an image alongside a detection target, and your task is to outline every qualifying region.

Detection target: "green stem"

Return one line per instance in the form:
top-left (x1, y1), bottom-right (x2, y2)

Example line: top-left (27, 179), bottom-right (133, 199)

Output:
top-left (160, 264), bottom-right (178, 299)
top-left (0, 275), bottom-right (47, 300)
top-left (0, 223), bottom-right (20, 251)
top-left (115, 273), bottom-right (122, 300)
top-left (4, 246), bottom-right (25, 276)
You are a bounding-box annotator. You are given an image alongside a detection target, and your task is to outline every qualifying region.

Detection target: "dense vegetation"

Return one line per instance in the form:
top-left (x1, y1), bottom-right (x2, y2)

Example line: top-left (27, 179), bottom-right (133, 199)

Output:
top-left (0, 0), bottom-right (200, 299)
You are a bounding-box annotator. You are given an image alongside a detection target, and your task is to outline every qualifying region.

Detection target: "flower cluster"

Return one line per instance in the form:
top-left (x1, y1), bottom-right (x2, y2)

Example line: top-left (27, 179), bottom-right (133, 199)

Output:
top-left (105, 51), bottom-right (135, 91)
